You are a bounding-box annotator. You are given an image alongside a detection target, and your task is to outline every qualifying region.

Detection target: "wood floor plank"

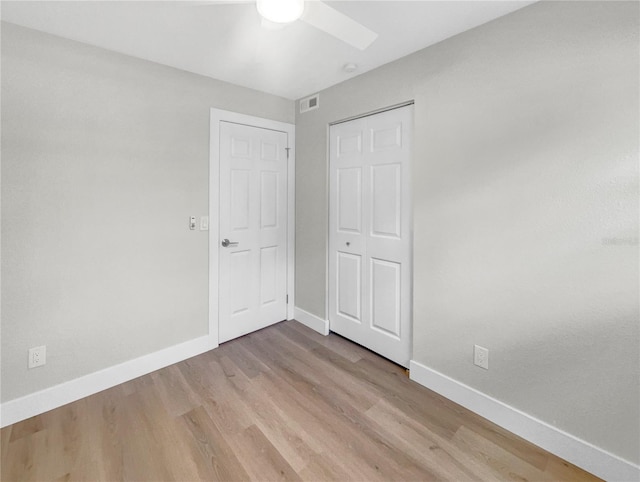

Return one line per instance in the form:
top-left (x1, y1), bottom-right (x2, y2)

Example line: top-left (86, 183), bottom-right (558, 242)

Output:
top-left (2, 426), bottom-right (51, 482)
top-left (122, 386), bottom-right (201, 481)
top-left (237, 424), bottom-right (303, 481)
top-left (249, 327), bottom-right (378, 414)
top-left (202, 395), bottom-right (254, 436)
top-left (222, 339), bottom-right (272, 379)
top-left (451, 425), bottom-right (553, 481)
top-left (176, 353), bottom-right (221, 401)
top-left (181, 405), bottom-right (251, 481)
top-left (80, 386), bottom-right (125, 481)
top-left (0, 425), bottom-right (13, 473)
top-left (214, 341), bottom-right (322, 471)
top-left (40, 398), bottom-right (88, 481)
top-left (119, 370), bottom-right (155, 396)
top-left (1, 321), bottom-right (602, 481)
top-left (245, 390), bottom-right (319, 471)
top-left (218, 354), bottom-right (252, 392)
top-left (283, 320), bottom-right (364, 363)
top-left (544, 454), bottom-right (603, 481)
top-left (8, 415), bottom-right (44, 443)
top-left (298, 452), bottom-right (354, 482)
top-left (364, 398), bottom-right (490, 481)
top-left (248, 349), bottom-right (440, 480)
top-left (251, 370), bottom-right (392, 481)
top-left (150, 363), bottom-right (202, 417)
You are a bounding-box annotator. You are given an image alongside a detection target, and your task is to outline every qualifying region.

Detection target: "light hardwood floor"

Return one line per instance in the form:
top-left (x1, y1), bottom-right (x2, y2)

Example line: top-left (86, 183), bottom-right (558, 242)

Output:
top-left (1, 320), bottom-right (600, 481)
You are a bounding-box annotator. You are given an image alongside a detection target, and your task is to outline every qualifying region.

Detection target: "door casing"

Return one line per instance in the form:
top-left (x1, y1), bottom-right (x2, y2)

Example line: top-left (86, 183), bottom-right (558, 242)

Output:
top-left (209, 108), bottom-right (296, 348)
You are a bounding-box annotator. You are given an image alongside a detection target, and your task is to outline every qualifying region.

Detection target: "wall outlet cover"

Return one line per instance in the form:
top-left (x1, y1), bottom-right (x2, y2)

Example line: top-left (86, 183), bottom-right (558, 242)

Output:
top-left (474, 344), bottom-right (489, 370)
top-left (28, 345), bottom-right (46, 369)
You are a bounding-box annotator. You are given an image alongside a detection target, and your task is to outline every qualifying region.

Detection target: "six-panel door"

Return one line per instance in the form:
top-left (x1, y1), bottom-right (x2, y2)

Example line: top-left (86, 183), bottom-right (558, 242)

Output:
top-left (219, 122), bottom-right (288, 343)
top-left (329, 106), bottom-right (412, 367)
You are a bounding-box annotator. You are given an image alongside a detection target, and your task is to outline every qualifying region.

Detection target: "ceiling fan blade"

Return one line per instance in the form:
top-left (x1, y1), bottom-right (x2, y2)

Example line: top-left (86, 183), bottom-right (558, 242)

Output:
top-left (301, 1), bottom-right (378, 51)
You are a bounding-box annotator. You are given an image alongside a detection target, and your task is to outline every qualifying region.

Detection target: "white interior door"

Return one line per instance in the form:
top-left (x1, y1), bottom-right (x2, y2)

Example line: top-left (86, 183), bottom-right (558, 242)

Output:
top-left (329, 105), bottom-right (412, 367)
top-left (219, 121), bottom-right (288, 343)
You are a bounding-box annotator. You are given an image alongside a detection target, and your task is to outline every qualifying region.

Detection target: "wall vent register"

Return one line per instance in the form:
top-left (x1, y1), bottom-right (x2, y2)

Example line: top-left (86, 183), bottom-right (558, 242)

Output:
top-left (300, 94), bottom-right (320, 113)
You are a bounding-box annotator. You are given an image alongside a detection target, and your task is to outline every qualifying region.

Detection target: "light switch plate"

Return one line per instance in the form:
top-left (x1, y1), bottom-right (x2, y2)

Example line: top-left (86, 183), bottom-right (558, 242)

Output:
top-left (200, 216), bottom-right (209, 231)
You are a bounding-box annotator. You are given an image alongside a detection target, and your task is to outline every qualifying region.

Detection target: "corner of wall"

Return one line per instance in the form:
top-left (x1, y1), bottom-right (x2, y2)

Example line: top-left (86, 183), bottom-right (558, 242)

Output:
top-left (293, 307), bottom-right (329, 336)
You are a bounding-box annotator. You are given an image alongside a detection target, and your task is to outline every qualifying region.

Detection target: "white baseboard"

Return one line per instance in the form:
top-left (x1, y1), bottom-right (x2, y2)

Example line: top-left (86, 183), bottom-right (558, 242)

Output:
top-left (409, 360), bottom-right (639, 482)
top-left (294, 307), bottom-right (329, 336)
top-left (0, 334), bottom-right (216, 428)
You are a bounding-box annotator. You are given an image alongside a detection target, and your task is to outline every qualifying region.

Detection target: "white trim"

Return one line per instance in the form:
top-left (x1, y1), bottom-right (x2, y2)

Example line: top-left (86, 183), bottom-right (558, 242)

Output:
top-left (287, 126), bottom-right (296, 321)
top-left (209, 111), bottom-right (222, 348)
top-left (0, 335), bottom-right (213, 428)
top-left (294, 307), bottom-right (329, 336)
top-left (409, 360), bottom-right (640, 482)
top-left (209, 109), bottom-right (296, 335)
top-left (324, 122), bottom-right (331, 329)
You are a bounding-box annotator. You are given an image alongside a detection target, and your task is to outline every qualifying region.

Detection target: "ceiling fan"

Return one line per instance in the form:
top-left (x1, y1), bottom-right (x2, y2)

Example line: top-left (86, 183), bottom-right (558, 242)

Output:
top-left (195, 0), bottom-right (378, 50)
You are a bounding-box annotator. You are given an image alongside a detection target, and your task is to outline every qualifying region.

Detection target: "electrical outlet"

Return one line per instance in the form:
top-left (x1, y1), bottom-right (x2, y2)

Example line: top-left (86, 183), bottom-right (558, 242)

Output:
top-left (474, 344), bottom-right (489, 370)
top-left (28, 345), bottom-right (46, 369)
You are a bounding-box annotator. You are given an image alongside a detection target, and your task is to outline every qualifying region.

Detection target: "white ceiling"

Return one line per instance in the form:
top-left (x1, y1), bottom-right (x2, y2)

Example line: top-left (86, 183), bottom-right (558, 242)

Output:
top-left (1, 1), bottom-right (535, 100)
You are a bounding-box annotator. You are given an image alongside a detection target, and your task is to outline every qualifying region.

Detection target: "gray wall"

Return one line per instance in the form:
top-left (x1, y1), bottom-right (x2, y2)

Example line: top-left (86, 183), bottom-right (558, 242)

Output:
top-left (1, 22), bottom-right (293, 402)
top-left (295, 1), bottom-right (639, 465)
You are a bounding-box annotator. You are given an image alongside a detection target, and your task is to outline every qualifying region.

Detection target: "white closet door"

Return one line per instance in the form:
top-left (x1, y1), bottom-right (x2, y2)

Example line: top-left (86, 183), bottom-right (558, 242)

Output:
top-left (329, 106), bottom-right (412, 367)
top-left (219, 121), bottom-right (288, 343)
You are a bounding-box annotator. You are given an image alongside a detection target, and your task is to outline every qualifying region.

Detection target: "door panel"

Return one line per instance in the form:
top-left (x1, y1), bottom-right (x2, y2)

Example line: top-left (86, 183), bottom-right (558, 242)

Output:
top-left (260, 246), bottom-right (278, 305)
top-left (231, 136), bottom-right (252, 158)
top-left (337, 251), bottom-right (362, 322)
top-left (230, 250), bottom-right (250, 314)
top-left (337, 167), bottom-right (362, 233)
top-left (260, 172), bottom-right (278, 229)
top-left (260, 140), bottom-right (280, 161)
top-left (371, 122), bottom-right (402, 151)
top-left (337, 130), bottom-right (363, 157)
top-left (371, 163), bottom-right (401, 238)
top-left (329, 106), bottom-right (412, 367)
top-left (370, 258), bottom-right (401, 337)
top-left (220, 122), bottom-right (288, 343)
top-left (231, 170), bottom-right (251, 230)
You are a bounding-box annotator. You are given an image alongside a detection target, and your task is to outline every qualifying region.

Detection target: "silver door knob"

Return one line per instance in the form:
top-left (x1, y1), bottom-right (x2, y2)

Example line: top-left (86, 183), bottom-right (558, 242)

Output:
top-left (221, 239), bottom-right (239, 248)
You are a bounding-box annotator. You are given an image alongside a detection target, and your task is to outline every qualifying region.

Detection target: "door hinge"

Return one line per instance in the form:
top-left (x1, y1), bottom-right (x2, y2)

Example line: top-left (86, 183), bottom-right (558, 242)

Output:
top-left (285, 147), bottom-right (291, 159)
top-left (286, 294), bottom-right (289, 304)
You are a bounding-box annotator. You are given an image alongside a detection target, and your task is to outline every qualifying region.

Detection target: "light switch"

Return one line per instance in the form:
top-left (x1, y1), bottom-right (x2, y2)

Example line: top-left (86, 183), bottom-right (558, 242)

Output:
top-left (189, 216), bottom-right (196, 230)
top-left (200, 216), bottom-right (209, 231)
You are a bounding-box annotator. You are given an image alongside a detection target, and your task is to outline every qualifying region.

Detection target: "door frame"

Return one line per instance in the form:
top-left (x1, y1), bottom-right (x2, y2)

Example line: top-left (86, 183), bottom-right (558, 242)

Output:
top-left (209, 108), bottom-right (296, 348)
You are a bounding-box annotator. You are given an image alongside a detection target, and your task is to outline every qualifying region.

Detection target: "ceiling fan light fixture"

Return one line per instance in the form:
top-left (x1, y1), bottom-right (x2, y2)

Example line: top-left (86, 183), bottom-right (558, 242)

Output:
top-left (256, 0), bottom-right (304, 24)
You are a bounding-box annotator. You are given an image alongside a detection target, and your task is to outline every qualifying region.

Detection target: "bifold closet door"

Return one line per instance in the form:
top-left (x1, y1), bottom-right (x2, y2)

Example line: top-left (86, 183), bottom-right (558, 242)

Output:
top-left (328, 105), bottom-right (412, 367)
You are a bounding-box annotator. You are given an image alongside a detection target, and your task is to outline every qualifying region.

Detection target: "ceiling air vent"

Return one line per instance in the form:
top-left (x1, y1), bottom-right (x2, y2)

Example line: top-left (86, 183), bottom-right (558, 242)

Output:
top-left (300, 94), bottom-right (320, 114)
